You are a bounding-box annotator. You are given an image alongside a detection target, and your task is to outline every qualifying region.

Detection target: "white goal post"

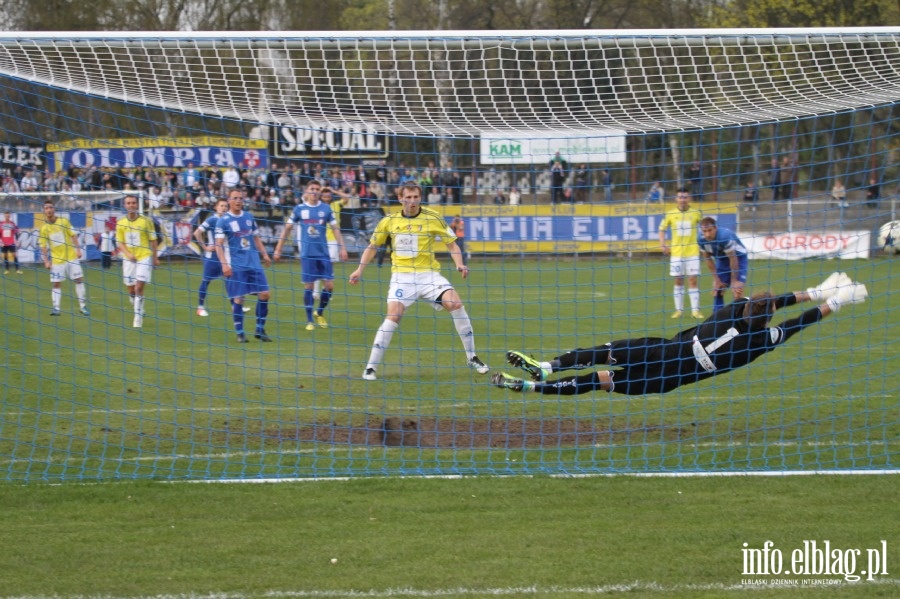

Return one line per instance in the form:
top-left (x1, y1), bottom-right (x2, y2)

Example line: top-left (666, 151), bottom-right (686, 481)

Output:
top-left (0, 28), bottom-right (898, 136)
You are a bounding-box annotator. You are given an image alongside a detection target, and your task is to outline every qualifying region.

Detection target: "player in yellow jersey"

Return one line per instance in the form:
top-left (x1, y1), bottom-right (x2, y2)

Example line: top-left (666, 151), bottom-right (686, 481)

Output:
top-left (658, 188), bottom-right (704, 319)
top-left (116, 195), bottom-right (159, 328)
top-left (349, 183), bottom-right (488, 381)
top-left (39, 200), bottom-right (90, 316)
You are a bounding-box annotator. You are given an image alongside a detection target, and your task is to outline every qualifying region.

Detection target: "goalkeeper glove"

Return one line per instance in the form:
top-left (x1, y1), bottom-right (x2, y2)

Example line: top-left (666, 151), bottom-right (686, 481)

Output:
top-left (826, 283), bottom-right (868, 312)
top-left (807, 272), bottom-right (852, 302)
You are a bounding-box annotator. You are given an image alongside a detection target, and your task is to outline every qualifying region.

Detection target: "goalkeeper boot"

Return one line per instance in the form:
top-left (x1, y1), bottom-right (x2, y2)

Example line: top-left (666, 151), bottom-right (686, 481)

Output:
top-left (467, 355), bottom-right (489, 374)
top-left (491, 372), bottom-right (527, 392)
top-left (506, 350), bottom-right (547, 381)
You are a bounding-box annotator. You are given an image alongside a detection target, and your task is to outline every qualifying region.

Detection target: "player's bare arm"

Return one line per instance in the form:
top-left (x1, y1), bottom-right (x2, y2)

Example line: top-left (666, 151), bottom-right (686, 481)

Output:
top-left (446, 240), bottom-right (468, 279)
top-left (272, 222), bottom-right (293, 262)
top-left (215, 237), bottom-right (231, 277)
top-left (254, 235), bottom-right (271, 267)
top-left (349, 245), bottom-right (378, 284)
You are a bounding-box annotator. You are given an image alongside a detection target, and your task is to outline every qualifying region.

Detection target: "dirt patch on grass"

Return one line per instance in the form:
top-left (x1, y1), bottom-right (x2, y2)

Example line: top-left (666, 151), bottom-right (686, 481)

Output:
top-left (261, 416), bottom-right (693, 448)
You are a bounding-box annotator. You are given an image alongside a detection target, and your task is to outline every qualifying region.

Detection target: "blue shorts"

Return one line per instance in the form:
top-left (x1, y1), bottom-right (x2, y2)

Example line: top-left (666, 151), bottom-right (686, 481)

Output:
top-left (715, 256), bottom-right (749, 287)
top-left (202, 258), bottom-right (224, 281)
top-left (225, 267), bottom-right (269, 299)
top-left (300, 257), bottom-right (334, 284)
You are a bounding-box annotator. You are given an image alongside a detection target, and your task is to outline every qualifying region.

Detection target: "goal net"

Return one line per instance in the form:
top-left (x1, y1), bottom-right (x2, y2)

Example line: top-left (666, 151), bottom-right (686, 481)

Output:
top-left (0, 29), bottom-right (897, 481)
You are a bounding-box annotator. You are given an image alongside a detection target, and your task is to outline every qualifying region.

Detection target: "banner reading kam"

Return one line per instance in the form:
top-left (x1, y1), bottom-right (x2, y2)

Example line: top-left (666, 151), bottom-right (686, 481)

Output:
top-left (46, 137), bottom-right (268, 172)
top-left (480, 130), bottom-right (627, 165)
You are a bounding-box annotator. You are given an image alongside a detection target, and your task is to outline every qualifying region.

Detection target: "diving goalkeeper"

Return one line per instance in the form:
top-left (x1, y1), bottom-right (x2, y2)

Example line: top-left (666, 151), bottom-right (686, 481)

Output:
top-left (493, 273), bottom-right (867, 395)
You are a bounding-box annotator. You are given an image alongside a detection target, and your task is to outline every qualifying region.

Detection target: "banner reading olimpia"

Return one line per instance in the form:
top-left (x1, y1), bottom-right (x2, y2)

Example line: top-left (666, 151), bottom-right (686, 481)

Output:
top-left (45, 136), bottom-right (268, 171)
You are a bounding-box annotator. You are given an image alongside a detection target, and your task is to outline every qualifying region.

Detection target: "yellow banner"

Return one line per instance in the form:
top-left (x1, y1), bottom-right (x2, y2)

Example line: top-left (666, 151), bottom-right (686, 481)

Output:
top-left (47, 137), bottom-right (266, 152)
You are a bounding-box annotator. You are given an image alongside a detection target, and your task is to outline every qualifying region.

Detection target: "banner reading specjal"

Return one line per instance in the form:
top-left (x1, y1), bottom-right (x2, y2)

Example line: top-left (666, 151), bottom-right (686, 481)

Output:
top-left (742, 232), bottom-right (871, 260)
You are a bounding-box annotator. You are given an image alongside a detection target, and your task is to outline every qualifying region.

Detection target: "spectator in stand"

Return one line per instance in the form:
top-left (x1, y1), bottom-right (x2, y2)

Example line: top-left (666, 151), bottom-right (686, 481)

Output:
top-left (549, 152), bottom-right (568, 204)
top-left (222, 166), bottom-right (240, 190)
top-left (427, 186), bottom-right (443, 206)
top-left (780, 157), bottom-right (794, 201)
top-left (831, 179), bottom-right (848, 208)
top-left (20, 169), bottom-right (40, 200)
top-left (742, 180), bottom-right (758, 212)
top-left (574, 164), bottom-right (590, 203)
top-left (769, 158), bottom-right (781, 201)
top-left (298, 162), bottom-right (313, 189)
top-left (562, 187), bottom-right (575, 203)
top-left (89, 165), bottom-right (103, 191)
top-left (687, 161), bottom-right (703, 201)
top-left (492, 189), bottom-right (506, 205)
top-left (866, 176), bottom-right (880, 208)
top-left (266, 188), bottom-right (281, 219)
top-left (645, 181), bottom-right (664, 204)
top-left (147, 186), bottom-right (165, 216)
top-left (508, 186), bottom-right (521, 206)
top-left (97, 219), bottom-right (116, 270)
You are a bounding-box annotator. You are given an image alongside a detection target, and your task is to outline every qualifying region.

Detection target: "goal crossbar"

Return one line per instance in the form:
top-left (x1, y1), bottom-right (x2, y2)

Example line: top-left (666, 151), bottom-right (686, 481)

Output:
top-left (0, 28), bottom-right (898, 135)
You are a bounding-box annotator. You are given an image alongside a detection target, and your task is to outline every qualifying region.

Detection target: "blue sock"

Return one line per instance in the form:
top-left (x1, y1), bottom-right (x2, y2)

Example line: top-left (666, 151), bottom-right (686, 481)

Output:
top-left (318, 289), bottom-right (332, 315)
top-left (255, 299), bottom-right (269, 332)
top-left (198, 280), bottom-right (210, 306)
top-left (232, 301), bottom-right (245, 334)
top-left (304, 288), bottom-right (314, 322)
top-left (714, 292), bottom-right (725, 311)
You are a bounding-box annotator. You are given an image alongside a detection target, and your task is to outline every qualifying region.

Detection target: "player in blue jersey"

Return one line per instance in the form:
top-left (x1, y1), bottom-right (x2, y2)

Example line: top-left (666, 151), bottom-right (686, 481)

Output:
top-left (698, 216), bottom-right (749, 311)
top-left (215, 188), bottom-right (273, 343)
top-left (273, 179), bottom-right (348, 330)
top-left (193, 197), bottom-right (250, 317)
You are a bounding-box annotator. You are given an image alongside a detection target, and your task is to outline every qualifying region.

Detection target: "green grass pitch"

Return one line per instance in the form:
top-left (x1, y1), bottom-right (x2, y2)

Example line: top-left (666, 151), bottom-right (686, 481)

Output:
top-left (0, 254), bottom-right (897, 598)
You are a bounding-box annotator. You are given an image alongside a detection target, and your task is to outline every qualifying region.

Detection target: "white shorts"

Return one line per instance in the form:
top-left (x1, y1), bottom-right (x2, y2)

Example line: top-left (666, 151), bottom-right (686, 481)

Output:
top-left (123, 257), bottom-right (153, 285)
top-left (328, 240), bottom-right (340, 263)
top-left (387, 271), bottom-right (454, 311)
top-left (50, 260), bottom-right (84, 282)
top-left (669, 256), bottom-right (700, 277)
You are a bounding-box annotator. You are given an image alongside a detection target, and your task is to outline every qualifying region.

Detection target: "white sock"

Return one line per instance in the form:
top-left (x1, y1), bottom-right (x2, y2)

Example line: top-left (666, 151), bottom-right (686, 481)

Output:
top-left (366, 319), bottom-right (399, 370)
top-left (75, 282), bottom-right (87, 307)
top-left (451, 307), bottom-right (477, 359)
top-left (134, 296), bottom-right (144, 316)
top-left (688, 288), bottom-right (700, 311)
top-left (52, 288), bottom-right (61, 310)
top-left (673, 285), bottom-right (684, 311)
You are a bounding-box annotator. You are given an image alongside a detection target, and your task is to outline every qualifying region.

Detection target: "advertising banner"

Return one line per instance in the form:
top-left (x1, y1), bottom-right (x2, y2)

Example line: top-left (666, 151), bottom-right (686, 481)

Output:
top-left (742, 232), bottom-right (871, 260)
top-left (480, 130), bottom-right (627, 165)
top-left (46, 137), bottom-right (268, 172)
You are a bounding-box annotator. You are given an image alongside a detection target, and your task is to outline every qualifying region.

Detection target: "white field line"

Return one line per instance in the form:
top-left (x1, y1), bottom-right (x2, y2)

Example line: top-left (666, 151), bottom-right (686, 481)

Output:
top-left (0, 440), bottom-right (895, 468)
top-left (3, 579), bottom-right (900, 599)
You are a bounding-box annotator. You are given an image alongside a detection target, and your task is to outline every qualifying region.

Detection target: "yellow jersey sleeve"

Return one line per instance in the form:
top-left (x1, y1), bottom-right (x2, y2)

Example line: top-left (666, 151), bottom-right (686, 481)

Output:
top-left (39, 218), bottom-right (79, 264)
top-left (659, 208), bottom-right (702, 258)
top-left (117, 216), bottom-right (157, 261)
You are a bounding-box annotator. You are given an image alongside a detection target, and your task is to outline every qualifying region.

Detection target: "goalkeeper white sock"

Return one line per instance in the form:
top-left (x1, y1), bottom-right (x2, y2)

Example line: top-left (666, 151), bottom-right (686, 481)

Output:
top-left (366, 319), bottom-right (399, 370)
top-left (75, 282), bottom-right (87, 308)
top-left (450, 307), bottom-right (477, 359)
top-left (673, 285), bottom-right (684, 311)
